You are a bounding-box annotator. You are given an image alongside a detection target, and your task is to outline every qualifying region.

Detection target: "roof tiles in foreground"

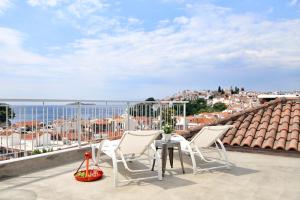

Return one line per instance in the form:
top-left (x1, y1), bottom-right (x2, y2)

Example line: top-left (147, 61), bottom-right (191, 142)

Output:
top-left (184, 98), bottom-right (300, 152)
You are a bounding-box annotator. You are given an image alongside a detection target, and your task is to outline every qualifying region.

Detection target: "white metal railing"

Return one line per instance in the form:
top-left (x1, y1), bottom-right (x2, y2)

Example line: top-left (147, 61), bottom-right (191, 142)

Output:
top-left (0, 99), bottom-right (187, 161)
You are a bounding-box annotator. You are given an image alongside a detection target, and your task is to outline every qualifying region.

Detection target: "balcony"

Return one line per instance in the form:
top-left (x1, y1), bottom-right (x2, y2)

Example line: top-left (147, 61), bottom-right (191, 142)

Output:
top-left (0, 150), bottom-right (300, 200)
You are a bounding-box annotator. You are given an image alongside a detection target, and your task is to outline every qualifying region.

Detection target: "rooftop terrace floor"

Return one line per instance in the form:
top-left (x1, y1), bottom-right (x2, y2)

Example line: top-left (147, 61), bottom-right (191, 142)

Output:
top-left (0, 151), bottom-right (300, 200)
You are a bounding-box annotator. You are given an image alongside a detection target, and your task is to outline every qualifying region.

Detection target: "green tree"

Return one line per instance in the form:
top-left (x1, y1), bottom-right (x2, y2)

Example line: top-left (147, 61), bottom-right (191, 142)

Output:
top-left (184, 99), bottom-right (228, 115)
top-left (145, 97), bottom-right (155, 101)
top-left (0, 103), bottom-right (15, 124)
top-left (218, 86), bottom-right (222, 93)
top-left (185, 98), bottom-right (208, 115)
top-left (212, 102), bottom-right (227, 112)
top-left (234, 86), bottom-right (240, 94)
top-left (129, 97), bottom-right (156, 117)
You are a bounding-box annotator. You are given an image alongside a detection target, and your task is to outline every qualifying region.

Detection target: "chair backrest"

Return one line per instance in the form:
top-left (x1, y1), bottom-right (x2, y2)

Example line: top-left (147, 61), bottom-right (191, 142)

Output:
top-left (190, 125), bottom-right (233, 148)
top-left (117, 130), bottom-right (162, 155)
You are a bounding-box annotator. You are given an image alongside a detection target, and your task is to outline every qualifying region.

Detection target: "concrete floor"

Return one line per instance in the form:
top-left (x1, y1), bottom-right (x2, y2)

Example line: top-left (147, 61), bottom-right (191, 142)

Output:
top-left (0, 151), bottom-right (300, 200)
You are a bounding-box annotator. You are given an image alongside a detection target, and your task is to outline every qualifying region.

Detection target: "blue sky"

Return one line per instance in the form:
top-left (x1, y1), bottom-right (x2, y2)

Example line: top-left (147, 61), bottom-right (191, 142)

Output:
top-left (0, 0), bottom-right (299, 100)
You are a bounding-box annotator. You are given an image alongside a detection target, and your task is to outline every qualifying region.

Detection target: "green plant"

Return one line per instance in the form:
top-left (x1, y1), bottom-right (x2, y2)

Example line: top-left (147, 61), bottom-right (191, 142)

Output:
top-left (32, 149), bottom-right (42, 155)
top-left (0, 103), bottom-right (15, 124)
top-left (42, 149), bottom-right (47, 153)
top-left (163, 124), bottom-right (173, 134)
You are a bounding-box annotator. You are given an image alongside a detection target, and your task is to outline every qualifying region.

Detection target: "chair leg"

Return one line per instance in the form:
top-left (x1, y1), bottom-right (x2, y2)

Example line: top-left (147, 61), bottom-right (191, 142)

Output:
top-left (155, 151), bottom-right (162, 180)
top-left (187, 145), bottom-right (197, 174)
top-left (169, 147), bottom-right (174, 168)
top-left (112, 154), bottom-right (118, 187)
top-left (217, 139), bottom-right (230, 169)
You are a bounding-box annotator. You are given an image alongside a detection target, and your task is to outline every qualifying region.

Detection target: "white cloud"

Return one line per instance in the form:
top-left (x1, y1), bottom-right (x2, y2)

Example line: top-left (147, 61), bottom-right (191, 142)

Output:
top-left (0, 28), bottom-right (57, 78)
top-left (27, 0), bottom-right (66, 7)
top-left (67, 0), bottom-right (108, 18)
top-left (173, 16), bottom-right (189, 24)
top-left (1, 2), bottom-right (300, 98)
top-left (0, 0), bottom-right (11, 14)
top-left (290, 0), bottom-right (300, 6)
top-left (127, 17), bottom-right (143, 26)
top-left (3, 3), bottom-right (300, 76)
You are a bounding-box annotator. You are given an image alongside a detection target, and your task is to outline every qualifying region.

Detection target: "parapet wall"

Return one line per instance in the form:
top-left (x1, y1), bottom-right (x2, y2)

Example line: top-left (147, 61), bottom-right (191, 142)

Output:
top-left (0, 146), bottom-right (91, 179)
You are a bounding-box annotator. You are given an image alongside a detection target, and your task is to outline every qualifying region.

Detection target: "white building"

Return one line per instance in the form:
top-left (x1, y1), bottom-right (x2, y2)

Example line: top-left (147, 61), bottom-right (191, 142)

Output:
top-left (0, 132), bottom-right (20, 147)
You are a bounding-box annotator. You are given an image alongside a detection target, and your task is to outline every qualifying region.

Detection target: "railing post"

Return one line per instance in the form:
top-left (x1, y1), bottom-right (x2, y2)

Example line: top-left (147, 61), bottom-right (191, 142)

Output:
top-left (183, 103), bottom-right (187, 130)
top-left (76, 101), bottom-right (81, 147)
top-left (126, 101), bottom-right (130, 131)
top-left (159, 102), bottom-right (162, 130)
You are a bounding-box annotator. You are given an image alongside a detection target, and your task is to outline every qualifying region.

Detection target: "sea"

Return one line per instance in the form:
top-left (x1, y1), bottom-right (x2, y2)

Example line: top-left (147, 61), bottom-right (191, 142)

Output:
top-left (9, 105), bottom-right (127, 123)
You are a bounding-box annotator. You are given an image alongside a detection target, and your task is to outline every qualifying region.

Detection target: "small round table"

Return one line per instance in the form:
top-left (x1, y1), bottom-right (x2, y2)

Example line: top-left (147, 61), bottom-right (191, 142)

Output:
top-left (151, 140), bottom-right (185, 177)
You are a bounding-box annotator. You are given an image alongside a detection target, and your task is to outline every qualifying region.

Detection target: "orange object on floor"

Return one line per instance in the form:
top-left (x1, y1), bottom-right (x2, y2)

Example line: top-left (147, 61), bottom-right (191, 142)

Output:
top-left (74, 151), bottom-right (103, 182)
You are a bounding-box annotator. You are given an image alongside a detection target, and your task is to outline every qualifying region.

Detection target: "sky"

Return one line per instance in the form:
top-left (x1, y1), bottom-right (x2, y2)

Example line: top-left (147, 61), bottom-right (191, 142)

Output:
top-left (0, 0), bottom-right (299, 100)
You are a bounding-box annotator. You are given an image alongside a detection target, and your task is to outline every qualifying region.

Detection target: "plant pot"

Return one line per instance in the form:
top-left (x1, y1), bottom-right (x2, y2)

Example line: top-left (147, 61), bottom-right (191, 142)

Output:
top-left (162, 133), bottom-right (171, 142)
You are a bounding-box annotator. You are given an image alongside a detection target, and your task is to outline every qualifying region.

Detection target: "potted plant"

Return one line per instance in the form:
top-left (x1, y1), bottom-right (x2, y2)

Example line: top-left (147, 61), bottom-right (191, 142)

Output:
top-left (162, 124), bottom-right (173, 141)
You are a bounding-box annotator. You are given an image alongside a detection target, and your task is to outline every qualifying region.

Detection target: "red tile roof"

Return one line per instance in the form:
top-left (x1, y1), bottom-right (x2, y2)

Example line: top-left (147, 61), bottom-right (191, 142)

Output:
top-left (181, 98), bottom-right (300, 153)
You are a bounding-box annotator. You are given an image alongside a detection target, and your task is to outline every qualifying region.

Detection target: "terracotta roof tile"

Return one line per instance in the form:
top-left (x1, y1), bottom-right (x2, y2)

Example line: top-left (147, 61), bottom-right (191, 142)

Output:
top-left (185, 98), bottom-right (300, 153)
top-left (292, 116), bottom-right (300, 124)
top-left (276, 129), bottom-right (288, 140)
top-left (267, 123), bottom-right (278, 132)
top-left (252, 111), bottom-right (263, 123)
top-left (292, 103), bottom-right (300, 111)
top-left (258, 122), bottom-right (269, 130)
top-left (278, 123), bottom-right (289, 132)
top-left (241, 129), bottom-right (256, 146)
top-left (273, 138), bottom-right (286, 150)
top-left (223, 127), bottom-right (238, 145)
top-left (265, 129), bottom-right (277, 140)
top-left (270, 115), bottom-right (281, 125)
top-left (262, 137), bottom-right (275, 149)
top-left (251, 137), bottom-right (265, 148)
top-left (273, 109), bottom-right (281, 117)
top-left (285, 140), bottom-right (298, 151)
top-left (281, 116), bottom-right (290, 124)
top-left (293, 110), bottom-right (300, 117)
top-left (290, 123), bottom-right (299, 132)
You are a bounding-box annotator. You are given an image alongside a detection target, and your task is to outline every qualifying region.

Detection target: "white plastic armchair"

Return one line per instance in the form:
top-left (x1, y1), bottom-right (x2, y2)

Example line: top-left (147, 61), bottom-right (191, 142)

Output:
top-left (91, 130), bottom-right (163, 187)
top-left (171, 125), bottom-right (234, 174)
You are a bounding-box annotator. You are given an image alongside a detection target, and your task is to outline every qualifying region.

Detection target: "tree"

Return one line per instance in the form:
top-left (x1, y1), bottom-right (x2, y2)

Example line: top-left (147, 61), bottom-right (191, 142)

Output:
top-left (230, 86), bottom-right (234, 94)
top-left (218, 86), bottom-right (222, 93)
top-left (241, 87), bottom-right (245, 92)
top-left (234, 86), bottom-right (240, 94)
top-left (212, 102), bottom-right (227, 112)
top-left (185, 98), bottom-right (208, 115)
top-left (145, 97), bottom-right (155, 101)
top-left (129, 97), bottom-right (156, 117)
top-left (0, 103), bottom-right (15, 124)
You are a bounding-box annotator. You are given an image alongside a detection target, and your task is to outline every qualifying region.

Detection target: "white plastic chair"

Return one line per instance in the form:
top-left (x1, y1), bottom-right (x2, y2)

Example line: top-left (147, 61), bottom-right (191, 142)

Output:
top-left (91, 130), bottom-right (163, 187)
top-left (171, 125), bottom-right (233, 174)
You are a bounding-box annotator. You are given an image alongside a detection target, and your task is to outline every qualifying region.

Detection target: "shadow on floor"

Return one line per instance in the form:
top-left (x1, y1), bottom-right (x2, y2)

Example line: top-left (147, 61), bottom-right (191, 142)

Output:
top-left (98, 157), bottom-right (197, 189)
top-left (172, 153), bottom-right (259, 176)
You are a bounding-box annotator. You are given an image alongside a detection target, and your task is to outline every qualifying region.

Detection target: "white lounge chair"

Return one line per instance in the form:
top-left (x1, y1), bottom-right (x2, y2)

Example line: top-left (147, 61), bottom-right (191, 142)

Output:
top-left (171, 125), bottom-right (233, 174)
top-left (91, 130), bottom-right (163, 187)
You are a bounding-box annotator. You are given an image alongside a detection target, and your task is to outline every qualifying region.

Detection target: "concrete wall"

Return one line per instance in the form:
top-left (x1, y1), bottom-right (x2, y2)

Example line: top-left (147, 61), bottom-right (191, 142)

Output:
top-left (0, 146), bottom-right (91, 179)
